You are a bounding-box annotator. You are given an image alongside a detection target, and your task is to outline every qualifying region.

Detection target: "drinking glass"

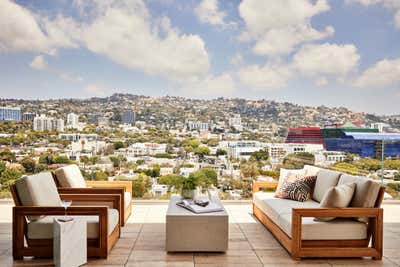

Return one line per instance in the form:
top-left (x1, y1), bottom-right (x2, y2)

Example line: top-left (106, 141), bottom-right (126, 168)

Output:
top-left (61, 200), bottom-right (72, 221)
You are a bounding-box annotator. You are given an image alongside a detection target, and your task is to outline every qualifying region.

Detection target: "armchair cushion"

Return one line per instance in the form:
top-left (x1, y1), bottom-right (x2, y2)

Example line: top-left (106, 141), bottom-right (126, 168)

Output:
top-left (312, 169), bottom-right (341, 202)
top-left (314, 183), bottom-right (356, 222)
top-left (15, 173), bottom-right (62, 221)
top-left (124, 192), bottom-right (131, 211)
top-left (27, 208), bottom-right (119, 239)
top-left (54, 165), bottom-right (87, 188)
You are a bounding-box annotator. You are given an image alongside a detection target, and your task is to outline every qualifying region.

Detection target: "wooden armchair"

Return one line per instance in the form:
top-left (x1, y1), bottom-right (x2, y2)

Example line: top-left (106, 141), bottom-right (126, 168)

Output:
top-left (10, 172), bottom-right (121, 259)
top-left (53, 165), bottom-right (132, 226)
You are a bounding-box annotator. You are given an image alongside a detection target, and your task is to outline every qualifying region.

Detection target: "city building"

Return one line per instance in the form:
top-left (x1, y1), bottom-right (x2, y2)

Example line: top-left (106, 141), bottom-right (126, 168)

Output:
top-left (186, 120), bottom-right (209, 131)
top-left (98, 117), bottom-right (110, 127)
top-left (22, 112), bottom-right (36, 121)
top-left (219, 141), bottom-right (267, 160)
top-left (33, 115), bottom-right (53, 131)
top-left (122, 110), bottom-right (136, 125)
top-left (285, 127), bottom-right (325, 146)
top-left (267, 143), bottom-right (324, 164)
top-left (0, 107), bottom-right (21, 121)
top-left (59, 133), bottom-right (98, 142)
top-left (127, 143), bottom-right (167, 156)
top-left (66, 113), bottom-right (79, 129)
top-left (228, 114), bottom-right (243, 131)
top-left (33, 115), bottom-right (64, 132)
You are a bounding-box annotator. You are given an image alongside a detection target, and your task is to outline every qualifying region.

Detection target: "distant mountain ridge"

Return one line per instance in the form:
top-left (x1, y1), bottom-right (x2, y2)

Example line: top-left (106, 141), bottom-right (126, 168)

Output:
top-left (1, 93), bottom-right (399, 129)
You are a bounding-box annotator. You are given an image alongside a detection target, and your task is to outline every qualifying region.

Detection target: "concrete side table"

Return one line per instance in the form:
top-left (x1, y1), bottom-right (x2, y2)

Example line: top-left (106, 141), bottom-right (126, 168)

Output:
top-left (166, 195), bottom-right (229, 252)
top-left (53, 218), bottom-right (87, 267)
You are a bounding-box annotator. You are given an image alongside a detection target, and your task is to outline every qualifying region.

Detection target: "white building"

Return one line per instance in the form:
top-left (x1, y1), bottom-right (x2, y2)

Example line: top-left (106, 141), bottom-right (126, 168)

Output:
top-left (66, 113), bottom-right (79, 129)
top-left (127, 143), bottom-right (167, 156)
top-left (52, 118), bottom-right (64, 132)
top-left (219, 141), bottom-right (267, 160)
top-left (151, 183), bottom-right (168, 197)
top-left (315, 151), bottom-right (346, 166)
top-left (267, 143), bottom-right (324, 164)
top-left (186, 120), bottom-right (209, 131)
top-left (33, 115), bottom-right (55, 131)
top-left (59, 133), bottom-right (98, 142)
top-left (228, 114), bottom-right (243, 131)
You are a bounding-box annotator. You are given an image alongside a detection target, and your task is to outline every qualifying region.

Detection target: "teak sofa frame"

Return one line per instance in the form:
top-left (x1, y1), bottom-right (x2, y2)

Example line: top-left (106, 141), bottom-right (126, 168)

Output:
top-left (10, 185), bottom-right (121, 259)
top-left (253, 181), bottom-right (384, 260)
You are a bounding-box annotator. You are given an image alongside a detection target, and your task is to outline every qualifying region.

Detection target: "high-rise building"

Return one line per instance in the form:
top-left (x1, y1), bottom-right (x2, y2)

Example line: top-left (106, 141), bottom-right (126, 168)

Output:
top-left (228, 114), bottom-right (243, 131)
top-left (33, 115), bottom-right (53, 131)
top-left (22, 112), bottom-right (36, 121)
top-left (0, 107), bottom-right (21, 121)
top-left (33, 115), bottom-right (64, 132)
top-left (66, 113), bottom-right (79, 129)
top-left (53, 118), bottom-right (65, 132)
top-left (122, 110), bottom-right (135, 125)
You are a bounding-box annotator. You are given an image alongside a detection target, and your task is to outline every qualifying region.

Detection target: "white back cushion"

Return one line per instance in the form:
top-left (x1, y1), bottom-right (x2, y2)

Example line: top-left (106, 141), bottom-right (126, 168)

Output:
top-left (54, 165), bottom-right (87, 188)
top-left (15, 172), bottom-right (62, 221)
top-left (312, 169), bottom-right (341, 202)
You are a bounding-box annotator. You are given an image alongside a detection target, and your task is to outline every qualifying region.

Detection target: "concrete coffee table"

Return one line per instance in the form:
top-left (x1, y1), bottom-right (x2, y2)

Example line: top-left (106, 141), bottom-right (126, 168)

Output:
top-left (166, 195), bottom-right (228, 252)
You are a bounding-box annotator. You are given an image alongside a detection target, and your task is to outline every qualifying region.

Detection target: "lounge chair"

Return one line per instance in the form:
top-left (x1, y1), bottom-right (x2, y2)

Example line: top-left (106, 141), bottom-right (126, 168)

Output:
top-left (10, 172), bottom-right (121, 259)
top-left (53, 164), bottom-right (132, 226)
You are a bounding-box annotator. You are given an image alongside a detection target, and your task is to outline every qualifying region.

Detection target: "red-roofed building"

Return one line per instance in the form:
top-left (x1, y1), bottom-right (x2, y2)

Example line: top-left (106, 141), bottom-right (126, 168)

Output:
top-left (285, 126), bottom-right (325, 147)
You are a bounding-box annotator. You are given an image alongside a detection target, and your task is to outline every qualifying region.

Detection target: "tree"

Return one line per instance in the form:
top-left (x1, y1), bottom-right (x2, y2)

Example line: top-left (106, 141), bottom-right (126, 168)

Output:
top-left (194, 146), bottom-right (210, 159)
top-left (113, 141), bottom-right (125, 150)
top-left (282, 152), bottom-right (315, 169)
top-left (240, 162), bottom-right (260, 180)
top-left (90, 156), bottom-right (100, 165)
top-left (158, 174), bottom-right (185, 191)
top-left (131, 173), bottom-right (151, 198)
top-left (34, 163), bottom-right (48, 173)
top-left (93, 170), bottom-right (108, 181)
top-left (190, 168), bottom-right (218, 188)
top-left (80, 156), bottom-right (90, 167)
top-left (0, 149), bottom-right (16, 162)
top-left (331, 162), bottom-right (360, 175)
top-left (216, 149), bottom-right (227, 156)
top-left (20, 157), bottom-right (36, 173)
top-left (54, 155), bottom-right (71, 164)
top-left (250, 148), bottom-right (269, 161)
top-left (0, 167), bottom-right (23, 192)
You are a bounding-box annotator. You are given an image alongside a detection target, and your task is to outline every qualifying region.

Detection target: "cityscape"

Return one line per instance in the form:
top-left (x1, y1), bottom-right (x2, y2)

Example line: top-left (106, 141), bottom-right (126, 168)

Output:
top-left (0, 94), bottom-right (399, 200)
top-left (1, 0), bottom-right (400, 265)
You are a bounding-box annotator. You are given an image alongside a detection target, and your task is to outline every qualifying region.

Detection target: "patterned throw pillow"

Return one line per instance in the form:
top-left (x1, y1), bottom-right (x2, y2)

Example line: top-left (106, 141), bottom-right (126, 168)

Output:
top-left (276, 175), bottom-right (317, 202)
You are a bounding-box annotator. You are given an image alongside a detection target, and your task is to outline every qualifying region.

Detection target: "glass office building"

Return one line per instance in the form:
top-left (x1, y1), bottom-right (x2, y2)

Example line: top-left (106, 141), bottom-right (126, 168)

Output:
top-left (0, 107), bottom-right (21, 121)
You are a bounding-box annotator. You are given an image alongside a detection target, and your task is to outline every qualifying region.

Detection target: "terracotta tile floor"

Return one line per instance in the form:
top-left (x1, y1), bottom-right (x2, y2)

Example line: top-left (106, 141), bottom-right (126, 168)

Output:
top-left (0, 203), bottom-right (400, 267)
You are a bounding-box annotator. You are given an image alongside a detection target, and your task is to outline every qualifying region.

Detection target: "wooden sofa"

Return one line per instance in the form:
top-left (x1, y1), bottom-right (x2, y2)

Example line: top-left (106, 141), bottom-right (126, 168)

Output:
top-left (52, 164), bottom-right (132, 226)
top-left (253, 166), bottom-right (384, 260)
top-left (10, 172), bottom-right (121, 259)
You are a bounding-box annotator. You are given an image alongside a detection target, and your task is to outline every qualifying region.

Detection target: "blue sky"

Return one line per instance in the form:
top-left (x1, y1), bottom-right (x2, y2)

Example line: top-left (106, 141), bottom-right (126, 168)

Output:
top-left (0, 0), bottom-right (400, 115)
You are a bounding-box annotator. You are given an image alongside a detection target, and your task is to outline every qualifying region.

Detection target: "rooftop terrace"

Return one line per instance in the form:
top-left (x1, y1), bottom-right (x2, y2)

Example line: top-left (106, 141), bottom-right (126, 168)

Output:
top-left (0, 201), bottom-right (400, 267)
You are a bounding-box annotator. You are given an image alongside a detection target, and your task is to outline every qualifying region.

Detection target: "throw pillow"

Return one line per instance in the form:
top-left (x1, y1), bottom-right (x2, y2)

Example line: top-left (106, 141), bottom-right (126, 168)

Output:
top-left (314, 183), bottom-right (356, 222)
top-left (276, 175), bottom-right (317, 202)
top-left (275, 168), bottom-right (306, 196)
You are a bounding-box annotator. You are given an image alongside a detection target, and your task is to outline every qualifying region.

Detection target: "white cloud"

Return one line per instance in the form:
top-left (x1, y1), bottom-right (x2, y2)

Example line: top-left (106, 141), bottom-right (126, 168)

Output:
top-left (59, 73), bottom-right (84, 83)
top-left (195, 0), bottom-right (226, 25)
top-left (30, 55), bottom-right (48, 70)
top-left (238, 64), bottom-right (293, 90)
top-left (353, 58), bottom-right (400, 88)
top-left (230, 53), bottom-right (243, 66)
top-left (83, 84), bottom-right (107, 97)
top-left (0, 0), bottom-right (78, 54)
top-left (293, 43), bottom-right (360, 76)
top-left (238, 0), bottom-right (333, 56)
top-left (252, 25), bottom-right (334, 56)
top-left (347, 0), bottom-right (400, 29)
top-left (314, 77), bottom-right (328, 87)
top-left (81, 0), bottom-right (210, 82)
top-left (179, 73), bottom-right (236, 97)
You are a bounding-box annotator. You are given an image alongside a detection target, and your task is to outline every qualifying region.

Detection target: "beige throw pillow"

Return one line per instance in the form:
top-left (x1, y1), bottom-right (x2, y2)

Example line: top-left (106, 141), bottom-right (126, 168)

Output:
top-left (314, 183), bottom-right (356, 222)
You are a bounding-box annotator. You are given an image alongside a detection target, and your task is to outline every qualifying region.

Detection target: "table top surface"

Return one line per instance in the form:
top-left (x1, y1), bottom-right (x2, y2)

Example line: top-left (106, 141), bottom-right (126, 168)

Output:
top-left (166, 195), bottom-right (228, 217)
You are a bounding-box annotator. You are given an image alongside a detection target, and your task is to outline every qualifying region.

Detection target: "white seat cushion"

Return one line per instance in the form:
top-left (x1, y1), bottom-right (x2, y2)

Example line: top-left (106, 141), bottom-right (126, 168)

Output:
top-left (54, 165), bottom-right (87, 188)
top-left (278, 213), bottom-right (367, 240)
top-left (15, 173), bottom-right (62, 221)
top-left (253, 193), bottom-right (367, 240)
top-left (124, 192), bottom-right (131, 211)
top-left (27, 208), bottom-right (119, 239)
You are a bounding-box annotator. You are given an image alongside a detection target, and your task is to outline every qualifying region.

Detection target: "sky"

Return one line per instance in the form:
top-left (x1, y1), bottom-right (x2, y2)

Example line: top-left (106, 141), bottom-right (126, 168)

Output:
top-left (0, 0), bottom-right (400, 115)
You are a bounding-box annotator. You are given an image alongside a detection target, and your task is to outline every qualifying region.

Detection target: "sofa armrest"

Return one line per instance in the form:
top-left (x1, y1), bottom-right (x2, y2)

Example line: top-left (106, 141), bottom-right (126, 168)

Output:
top-left (86, 180), bottom-right (132, 196)
top-left (253, 181), bottom-right (278, 192)
top-left (290, 207), bottom-right (383, 259)
top-left (60, 193), bottom-right (121, 212)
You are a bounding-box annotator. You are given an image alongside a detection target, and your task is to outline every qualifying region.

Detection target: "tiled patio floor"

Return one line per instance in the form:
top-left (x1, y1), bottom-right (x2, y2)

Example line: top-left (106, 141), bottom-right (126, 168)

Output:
top-left (0, 202), bottom-right (400, 266)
